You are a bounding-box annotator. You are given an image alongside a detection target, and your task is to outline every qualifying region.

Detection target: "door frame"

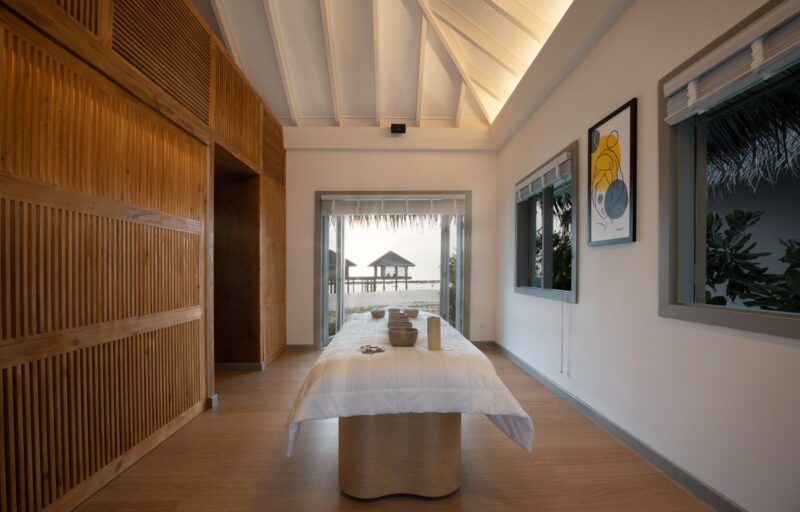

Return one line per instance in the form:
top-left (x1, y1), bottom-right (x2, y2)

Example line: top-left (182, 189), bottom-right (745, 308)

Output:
top-left (313, 191), bottom-right (472, 349)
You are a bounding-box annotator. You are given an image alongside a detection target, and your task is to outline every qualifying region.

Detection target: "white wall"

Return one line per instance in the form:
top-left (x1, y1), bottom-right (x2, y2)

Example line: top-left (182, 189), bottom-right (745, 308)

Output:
top-left (496, 1), bottom-right (800, 511)
top-left (286, 149), bottom-right (498, 346)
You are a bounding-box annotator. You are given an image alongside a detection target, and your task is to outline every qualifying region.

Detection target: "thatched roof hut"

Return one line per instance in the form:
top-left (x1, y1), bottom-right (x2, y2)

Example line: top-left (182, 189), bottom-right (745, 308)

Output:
top-left (368, 251), bottom-right (415, 277)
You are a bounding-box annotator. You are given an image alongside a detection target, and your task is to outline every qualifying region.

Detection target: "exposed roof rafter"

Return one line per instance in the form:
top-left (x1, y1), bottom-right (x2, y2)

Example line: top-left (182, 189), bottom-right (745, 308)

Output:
top-left (416, 16), bottom-right (428, 127)
top-left (469, 65), bottom-right (509, 101)
top-left (262, 0), bottom-right (299, 126)
top-left (434, 0), bottom-right (526, 77)
top-left (320, 0), bottom-right (342, 126)
top-left (454, 81), bottom-right (465, 127)
top-left (416, 0), bottom-right (492, 124)
top-left (485, 0), bottom-right (553, 43)
top-left (372, 0), bottom-right (382, 127)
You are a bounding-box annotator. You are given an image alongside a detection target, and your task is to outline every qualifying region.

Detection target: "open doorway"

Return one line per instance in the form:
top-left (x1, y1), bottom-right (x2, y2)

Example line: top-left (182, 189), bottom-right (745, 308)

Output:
top-left (213, 145), bottom-right (262, 369)
top-left (315, 193), bottom-right (470, 348)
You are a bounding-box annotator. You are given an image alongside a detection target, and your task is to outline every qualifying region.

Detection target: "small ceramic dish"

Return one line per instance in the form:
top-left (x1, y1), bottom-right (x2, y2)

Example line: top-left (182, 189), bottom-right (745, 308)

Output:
top-left (371, 310), bottom-right (386, 319)
top-left (404, 308), bottom-right (419, 318)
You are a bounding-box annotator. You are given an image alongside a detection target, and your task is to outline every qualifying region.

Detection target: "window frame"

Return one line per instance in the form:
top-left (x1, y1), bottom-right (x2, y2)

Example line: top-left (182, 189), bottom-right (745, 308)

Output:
top-left (514, 141), bottom-right (579, 303)
top-left (658, 0), bottom-right (800, 339)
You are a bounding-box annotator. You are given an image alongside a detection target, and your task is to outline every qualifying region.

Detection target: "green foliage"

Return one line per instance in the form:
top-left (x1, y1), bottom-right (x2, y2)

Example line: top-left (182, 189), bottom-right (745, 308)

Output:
top-left (705, 210), bottom-right (800, 313)
top-left (552, 231), bottom-right (572, 291)
top-left (447, 255), bottom-right (457, 325)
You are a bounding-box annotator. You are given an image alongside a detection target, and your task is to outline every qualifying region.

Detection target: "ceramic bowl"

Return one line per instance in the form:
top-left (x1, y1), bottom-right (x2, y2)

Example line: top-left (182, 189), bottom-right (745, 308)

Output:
top-left (387, 308), bottom-right (402, 314)
top-left (404, 308), bottom-right (419, 318)
top-left (388, 327), bottom-right (418, 347)
top-left (388, 320), bottom-right (412, 329)
top-left (371, 310), bottom-right (385, 319)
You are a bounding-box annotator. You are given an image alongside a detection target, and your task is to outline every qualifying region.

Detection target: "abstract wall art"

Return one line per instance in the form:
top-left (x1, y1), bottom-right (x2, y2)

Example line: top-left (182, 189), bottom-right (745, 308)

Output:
top-left (588, 98), bottom-right (637, 245)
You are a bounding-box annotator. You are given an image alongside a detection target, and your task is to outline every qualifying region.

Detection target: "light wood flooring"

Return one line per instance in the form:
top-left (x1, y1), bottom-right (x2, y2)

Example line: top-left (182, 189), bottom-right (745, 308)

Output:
top-left (77, 348), bottom-right (707, 511)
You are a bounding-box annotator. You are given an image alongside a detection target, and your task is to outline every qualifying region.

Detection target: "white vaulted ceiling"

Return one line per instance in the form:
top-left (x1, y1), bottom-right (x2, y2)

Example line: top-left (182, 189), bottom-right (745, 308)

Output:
top-left (199, 0), bottom-right (572, 128)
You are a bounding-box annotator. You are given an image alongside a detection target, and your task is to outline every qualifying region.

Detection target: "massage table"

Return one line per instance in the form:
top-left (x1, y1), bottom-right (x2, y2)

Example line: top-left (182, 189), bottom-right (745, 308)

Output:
top-left (287, 311), bottom-right (533, 498)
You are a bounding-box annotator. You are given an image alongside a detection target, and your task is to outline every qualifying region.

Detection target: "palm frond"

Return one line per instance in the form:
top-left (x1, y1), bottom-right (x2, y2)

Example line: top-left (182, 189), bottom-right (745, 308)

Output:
top-left (707, 68), bottom-right (800, 193)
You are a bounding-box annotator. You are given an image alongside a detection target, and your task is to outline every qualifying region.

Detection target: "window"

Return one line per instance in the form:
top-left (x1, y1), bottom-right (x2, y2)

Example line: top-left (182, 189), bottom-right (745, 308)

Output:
top-left (515, 142), bottom-right (578, 302)
top-left (659, 2), bottom-right (800, 338)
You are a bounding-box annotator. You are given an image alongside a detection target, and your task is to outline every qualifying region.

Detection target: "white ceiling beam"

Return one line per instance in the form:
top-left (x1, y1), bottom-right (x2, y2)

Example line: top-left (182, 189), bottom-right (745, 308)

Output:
top-left (454, 81), bottom-right (465, 127)
top-left (485, 0), bottom-right (553, 43)
top-left (416, 16), bottom-right (427, 127)
top-left (262, 0), bottom-right (299, 126)
top-left (210, 0), bottom-right (244, 66)
top-left (469, 65), bottom-right (509, 101)
top-left (372, 0), bottom-right (382, 127)
top-left (416, 0), bottom-right (492, 125)
top-left (320, 0), bottom-right (342, 126)
top-left (434, 0), bottom-right (526, 76)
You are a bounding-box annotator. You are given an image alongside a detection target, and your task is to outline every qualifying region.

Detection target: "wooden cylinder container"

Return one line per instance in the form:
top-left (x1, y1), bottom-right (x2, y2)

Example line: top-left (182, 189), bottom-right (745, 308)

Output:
top-left (427, 316), bottom-right (442, 350)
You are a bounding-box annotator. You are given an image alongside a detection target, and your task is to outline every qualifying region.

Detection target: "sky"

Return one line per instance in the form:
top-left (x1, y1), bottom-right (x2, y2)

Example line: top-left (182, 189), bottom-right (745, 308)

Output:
top-left (339, 221), bottom-right (444, 281)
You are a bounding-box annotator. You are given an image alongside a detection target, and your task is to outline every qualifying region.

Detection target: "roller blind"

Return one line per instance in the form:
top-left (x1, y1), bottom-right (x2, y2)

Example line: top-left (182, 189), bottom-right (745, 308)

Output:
top-left (514, 150), bottom-right (572, 204)
top-left (664, 0), bottom-right (800, 125)
top-left (320, 194), bottom-right (466, 216)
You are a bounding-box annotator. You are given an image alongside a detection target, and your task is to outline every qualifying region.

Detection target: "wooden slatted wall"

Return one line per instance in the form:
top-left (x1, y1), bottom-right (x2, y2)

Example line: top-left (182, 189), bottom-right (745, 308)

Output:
top-left (111, 0), bottom-right (211, 124)
top-left (0, 11), bottom-right (206, 512)
top-left (262, 107), bottom-right (286, 186)
top-left (51, 0), bottom-right (99, 34)
top-left (213, 43), bottom-right (262, 170)
top-left (260, 108), bottom-right (286, 364)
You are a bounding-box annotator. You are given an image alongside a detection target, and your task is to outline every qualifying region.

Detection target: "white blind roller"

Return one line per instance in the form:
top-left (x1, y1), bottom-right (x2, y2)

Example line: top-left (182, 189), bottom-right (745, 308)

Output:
top-left (514, 150), bottom-right (572, 203)
top-left (320, 194), bottom-right (466, 216)
top-left (664, 1), bottom-right (800, 125)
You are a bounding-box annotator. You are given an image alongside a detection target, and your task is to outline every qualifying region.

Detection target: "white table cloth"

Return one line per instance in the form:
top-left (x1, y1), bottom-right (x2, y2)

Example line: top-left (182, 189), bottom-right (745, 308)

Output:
top-left (287, 311), bottom-right (533, 456)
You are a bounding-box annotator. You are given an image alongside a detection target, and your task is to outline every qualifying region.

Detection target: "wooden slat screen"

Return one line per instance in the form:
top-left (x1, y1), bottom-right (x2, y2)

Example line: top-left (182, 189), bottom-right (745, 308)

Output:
top-left (260, 177), bottom-right (285, 364)
top-left (262, 108), bottom-right (285, 186)
top-left (0, 26), bottom-right (205, 220)
top-left (213, 44), bottom-right (261, 169)
top-left (0, 15), bottom-right (207, 512)
top-left (112, 0), bottom-right (211, 124)
top-left (51, 0), bottom-right (99, 34)
top-left (0, 197), bottom-right (201, 342)
top-left (0, 320), bottom-right (203, 511)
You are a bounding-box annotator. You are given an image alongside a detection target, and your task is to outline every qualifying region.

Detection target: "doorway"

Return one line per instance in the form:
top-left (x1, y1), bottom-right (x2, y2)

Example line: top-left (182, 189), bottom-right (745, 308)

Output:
top-left (314, 193), bottom-right (470, 348)
top-left (213, 144), bottom-right (262, 368)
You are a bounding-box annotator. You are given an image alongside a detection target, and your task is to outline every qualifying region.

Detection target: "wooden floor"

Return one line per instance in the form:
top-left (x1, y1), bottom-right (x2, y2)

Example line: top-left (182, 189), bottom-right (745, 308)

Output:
top-left (78, 348), bottom-right (707, 511)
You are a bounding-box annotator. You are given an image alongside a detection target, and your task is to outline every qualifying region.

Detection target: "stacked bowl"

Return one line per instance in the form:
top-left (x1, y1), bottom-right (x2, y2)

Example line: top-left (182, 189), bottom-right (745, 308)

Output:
top-left (387, 311), bottom-right (417, 347)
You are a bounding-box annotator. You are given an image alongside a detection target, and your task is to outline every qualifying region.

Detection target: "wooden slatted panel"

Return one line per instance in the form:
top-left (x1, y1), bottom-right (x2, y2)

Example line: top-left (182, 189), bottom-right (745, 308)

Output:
top-left (262, 107), bottom-right (285, 186)
top-left (0, 14), bottom-right (207, 512)
top-left (260, 176), bottom-right (285, 364)
top-left (51, 0), bottom-right (99, 34)
top-left (0, 25), bottom-right (205, 220)
top-left (111, 0), bottom-right (211, 124)
top-left (0, 321), bottom-right (204, 512)
top-left (213, 44), bottom-right (261, 169)
top-left (0, 197), bottom-right (201, 342)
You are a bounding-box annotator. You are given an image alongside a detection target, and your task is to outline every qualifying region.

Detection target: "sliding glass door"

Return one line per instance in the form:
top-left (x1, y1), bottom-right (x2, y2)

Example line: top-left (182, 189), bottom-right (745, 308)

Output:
top-left (318, 194), bottom-right (468, 348)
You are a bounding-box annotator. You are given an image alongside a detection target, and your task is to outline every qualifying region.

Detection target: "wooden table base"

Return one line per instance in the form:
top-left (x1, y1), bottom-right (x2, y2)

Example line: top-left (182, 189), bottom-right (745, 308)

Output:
top-left (338, 413), bottom-right (461, 499)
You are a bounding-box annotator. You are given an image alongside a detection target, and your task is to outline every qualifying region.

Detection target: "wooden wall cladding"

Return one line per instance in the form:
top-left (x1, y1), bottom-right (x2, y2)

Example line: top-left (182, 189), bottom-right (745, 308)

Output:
top-left (0, 13), bottom-right (207, 512)
top-left (0, 320), bottom-right (203, 511)
top-left (260, 176), bottom-right (285, 364)
top-left (0, 25), bottom-right (205, 220)
top-left (0, 197), bottom-right (201, 342)
top-left (262, 108), bottom-right (285, 186)
top-left (52, 0), bottom-right (100, 34)
top-left (111, 0), bottom-right (211, 124)
top-left (213, 43), bottom-right (261, 170)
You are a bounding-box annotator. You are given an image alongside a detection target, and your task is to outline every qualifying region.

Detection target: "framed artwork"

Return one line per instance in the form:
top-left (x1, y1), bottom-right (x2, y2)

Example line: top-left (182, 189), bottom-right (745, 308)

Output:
top-left (587, 98), bottom-right (637, 245)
